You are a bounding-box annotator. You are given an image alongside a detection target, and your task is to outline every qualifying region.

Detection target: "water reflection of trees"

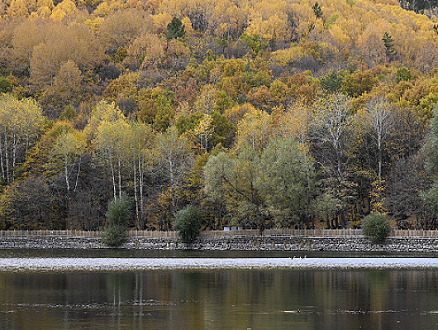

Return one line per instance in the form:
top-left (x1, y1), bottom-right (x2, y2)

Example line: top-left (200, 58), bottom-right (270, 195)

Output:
top-left (2, 270), bottom-right (438, 329)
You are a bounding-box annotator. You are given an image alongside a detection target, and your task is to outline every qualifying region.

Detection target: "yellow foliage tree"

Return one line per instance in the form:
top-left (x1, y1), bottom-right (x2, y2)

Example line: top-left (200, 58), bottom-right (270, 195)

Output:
top-left (0, 94), bottom-right (44, 184)
top-left (236, 108), bottom-right (273, 154)
top-left (50, 0), bottom-right (76, 20)
top-left (84, 100), bottom-right (125, 142)
top-left (278, 100), bottom-right (313, 149)
top-left (97, 8), bottom-right (151, 56)
top-left (93, 119), bottom-right (130, 200)
top-left (6, 0), bottom-right (36, 17)
top-left (40, 60), bottom-right (83, 116)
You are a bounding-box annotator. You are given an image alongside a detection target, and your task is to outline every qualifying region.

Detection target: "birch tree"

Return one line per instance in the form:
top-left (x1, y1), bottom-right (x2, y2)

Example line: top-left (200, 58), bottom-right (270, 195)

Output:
top-left (310, 93), bottom-right (354, 227)
top-left (154, 126), bottom-right (193, 229)
top-left (93, 119), bottom-right (130, 201)
top-left (0, 94), bottom-right (44, 185)
top-left (310, 93), bottom-right (353, 181)
top-left (192, 114), bottom-right (213, 152)
top-left (125, 123), bottom-right (154, 229)
top-left (51, 130), bottom-right (85, 230)
top-left (365, 97), bottom-right (394, 181)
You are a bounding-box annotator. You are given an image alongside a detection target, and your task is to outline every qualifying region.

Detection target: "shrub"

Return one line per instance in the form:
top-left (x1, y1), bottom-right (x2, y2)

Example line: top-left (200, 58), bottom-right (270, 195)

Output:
top-left (321, 71), bottom-right (343, 94)
top-left (361, 212), bottom-right (391, 244)
top-left (101, 196), bottom-right (130, 247)
top-left (0, 77), bottom-right (13, 94)
top-left (395, 67), bottom-right (413, 83)
top-left (101, 225), bottom-right (127, 247)
top-left (174, 205), bottom-right (202, 244)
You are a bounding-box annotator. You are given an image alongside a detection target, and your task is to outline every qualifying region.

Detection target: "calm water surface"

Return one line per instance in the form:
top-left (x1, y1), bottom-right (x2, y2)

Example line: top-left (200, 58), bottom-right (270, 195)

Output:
top-left (1, 250), bottom-right (438, 330)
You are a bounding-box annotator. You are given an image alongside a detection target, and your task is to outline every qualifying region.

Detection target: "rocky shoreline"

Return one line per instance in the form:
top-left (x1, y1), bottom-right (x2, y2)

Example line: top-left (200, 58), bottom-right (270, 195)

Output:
top-left (1, 235), bottom-right (438, 253)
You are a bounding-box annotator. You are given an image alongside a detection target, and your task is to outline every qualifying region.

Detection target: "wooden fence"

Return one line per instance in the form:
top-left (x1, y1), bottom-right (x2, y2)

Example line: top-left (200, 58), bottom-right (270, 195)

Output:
top-left (201, 229), bottom-right (438, 238)
top-left (0, 230), bottom-right (178, 238)
top-left (1, 229), bottom-right (438, 238)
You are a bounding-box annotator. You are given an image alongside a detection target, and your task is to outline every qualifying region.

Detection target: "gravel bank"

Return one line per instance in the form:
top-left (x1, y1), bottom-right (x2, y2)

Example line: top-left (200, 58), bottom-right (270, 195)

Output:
top-left (3, 257), bottom-right (438, 272)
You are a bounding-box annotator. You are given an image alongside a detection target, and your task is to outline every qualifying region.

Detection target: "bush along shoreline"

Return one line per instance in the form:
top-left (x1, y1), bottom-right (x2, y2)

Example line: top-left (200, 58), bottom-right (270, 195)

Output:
top-left (1, 235), bottom-right (438, 253)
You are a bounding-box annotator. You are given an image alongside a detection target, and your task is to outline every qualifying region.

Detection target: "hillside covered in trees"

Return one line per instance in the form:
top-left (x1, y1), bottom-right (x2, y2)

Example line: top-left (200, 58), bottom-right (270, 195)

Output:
top-left (0, 0), bottom-right (438, 231)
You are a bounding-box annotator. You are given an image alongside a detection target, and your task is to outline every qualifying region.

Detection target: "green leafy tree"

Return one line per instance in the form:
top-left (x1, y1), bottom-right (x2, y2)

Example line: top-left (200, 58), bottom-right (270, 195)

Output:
top-left (59, 105), bottom-right (77, 121)
top-left (422, 104), bottom-right (438, 218)
top-left (314, 192), bottom-right (340, 229)
top-left (421, 182), bottom-right (438, 222)
top-left (361, 212), bottom-right (391, 244)
top-left (216, 38), bottom-right (228, 53)
top-left (423, 104), bottom-right (438, 177)
top-left (137, 87), bottom-right (175, 132)
top-left (174, 205), bottom-right (202, 244)
top-left (176, 112), bottom-right (204, 135)
top-left (210, 111), bottom-right (235, 148)
top-left (256, 138), bottom-right (315, 228)
top-left (204, 148), bottom-right (264, 231)
top-left (239, 33), bottom-right (268, 55)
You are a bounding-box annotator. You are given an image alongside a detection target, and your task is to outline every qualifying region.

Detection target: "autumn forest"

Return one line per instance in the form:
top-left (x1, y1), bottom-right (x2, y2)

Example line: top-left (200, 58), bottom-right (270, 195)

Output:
top-left (1, 0), bottom-right (438, 231)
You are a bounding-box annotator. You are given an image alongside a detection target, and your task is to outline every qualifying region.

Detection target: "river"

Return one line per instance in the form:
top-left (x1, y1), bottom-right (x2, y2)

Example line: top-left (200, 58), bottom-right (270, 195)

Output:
top-left (1, 250), bottom-right (438, 329)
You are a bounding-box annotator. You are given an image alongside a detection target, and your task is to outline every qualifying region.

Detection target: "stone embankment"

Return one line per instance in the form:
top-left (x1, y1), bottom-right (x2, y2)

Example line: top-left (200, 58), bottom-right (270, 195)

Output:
top-left (1, 235), bottom-right (438, 252)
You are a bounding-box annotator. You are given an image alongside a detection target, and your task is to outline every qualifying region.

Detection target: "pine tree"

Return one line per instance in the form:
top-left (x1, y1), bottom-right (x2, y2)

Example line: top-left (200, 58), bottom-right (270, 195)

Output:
top-left (166, 17), bottom-right (185, 40)
top-left (312, 2), bottom-right (323, 18)
top-left (382, 32), bottom-right (396, 60)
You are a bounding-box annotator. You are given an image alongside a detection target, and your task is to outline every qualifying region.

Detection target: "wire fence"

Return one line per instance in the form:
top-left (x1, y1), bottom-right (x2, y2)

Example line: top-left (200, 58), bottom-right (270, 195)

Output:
top-left (1, 228), bottom-right (438, 238)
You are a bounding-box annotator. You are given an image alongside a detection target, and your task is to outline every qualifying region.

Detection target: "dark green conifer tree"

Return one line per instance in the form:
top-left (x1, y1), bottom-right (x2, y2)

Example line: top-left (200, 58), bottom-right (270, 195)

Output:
top-left (312, 2), bottom-right (323, 18)
top-left (382, 32), bottom-right (396, 60)
top-left (166, 17), bottom-right (185, 40)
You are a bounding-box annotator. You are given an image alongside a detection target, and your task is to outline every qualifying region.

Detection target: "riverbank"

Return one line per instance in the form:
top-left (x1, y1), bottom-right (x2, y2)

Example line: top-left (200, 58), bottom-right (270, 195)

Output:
top-left (1, 235), bottom-right (438, 253)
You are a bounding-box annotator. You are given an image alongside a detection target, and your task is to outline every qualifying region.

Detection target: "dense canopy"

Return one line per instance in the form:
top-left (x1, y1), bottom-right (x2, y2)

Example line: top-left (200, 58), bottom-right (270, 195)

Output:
top-left (0, 0), bottom-right (437, 231)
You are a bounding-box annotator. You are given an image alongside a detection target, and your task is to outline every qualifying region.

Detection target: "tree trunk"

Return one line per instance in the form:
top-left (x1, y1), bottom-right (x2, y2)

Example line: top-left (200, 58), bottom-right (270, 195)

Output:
top-left (118, 157), bottom-right (122, 199)
top-left (133, 158), bottom-right (140, 230)
top-left (64, 153), bottom-right (73, 230)
top-left (0, 136), bottom-right (4, 181)
top-left (139, 162), bottom-right (145, 230)
top-left (4, 126), bottom-right (9, 184)
top-left (110, 158), bottom-right (117, 200)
